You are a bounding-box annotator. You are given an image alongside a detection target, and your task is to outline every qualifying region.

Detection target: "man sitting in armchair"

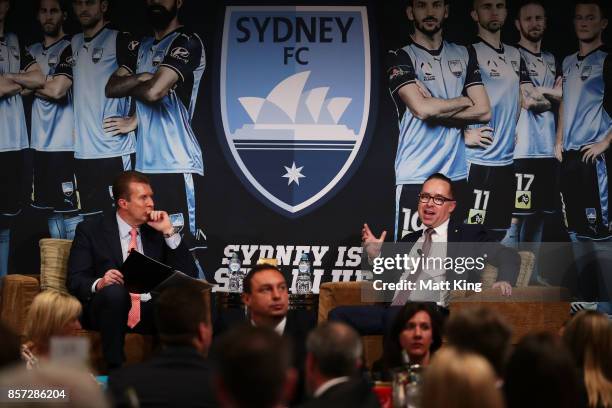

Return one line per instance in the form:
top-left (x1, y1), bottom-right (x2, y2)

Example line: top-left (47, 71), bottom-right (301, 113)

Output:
top-left (67, 171), bottom-right (197, 369)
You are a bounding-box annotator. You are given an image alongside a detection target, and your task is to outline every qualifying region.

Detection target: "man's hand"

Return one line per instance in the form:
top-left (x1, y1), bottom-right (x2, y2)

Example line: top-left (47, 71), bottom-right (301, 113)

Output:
top-left (97, 269), bottom-right (124, 290)
top-left (362, 223), bottom-right (387, 260)
top-left (581, 140), bottom-right (610, 164)
top-left (103, 116), bottom-right (137, 136)
top-left (465, 127), bottom-right (494, 148)
top-left (147, 210), bottom-right (174, 236)
top-left (492, 281), bottom-right (512, 296)
top-left (554, 141), bottom-right (563, 162)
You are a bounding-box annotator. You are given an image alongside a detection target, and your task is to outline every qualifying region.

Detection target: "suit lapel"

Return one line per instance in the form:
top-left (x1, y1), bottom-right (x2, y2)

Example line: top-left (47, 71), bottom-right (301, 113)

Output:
top-left (103, 213), bottom-right (124, 267)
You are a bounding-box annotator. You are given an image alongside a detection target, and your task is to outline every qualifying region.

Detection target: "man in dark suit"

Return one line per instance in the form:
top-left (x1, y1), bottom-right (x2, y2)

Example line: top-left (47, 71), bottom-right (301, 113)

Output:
top-left (330, 173), bottom-right (519, 334)
top-left (298, 322), bottom-right (380, 408)
top-left (67, 171), bottom-right (197, 369)
top-left (214, 263), bottom-right (315, 404)
top-left (108, 284), bottom-right (215, 407)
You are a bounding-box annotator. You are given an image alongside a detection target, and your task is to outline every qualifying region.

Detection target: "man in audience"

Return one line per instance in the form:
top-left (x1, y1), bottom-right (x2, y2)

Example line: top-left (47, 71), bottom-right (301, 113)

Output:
top-left (445, 306), bottom-right (512, 380)
top-left (67, 171), bottom-right (197, 369)
top-left (211, 325), bottom-right (297, 408)
top-left (215, 263), bottom-right (315, 403)
top-left (299, 322), bottom-right (380, 408)
top-left (108, 284), bottom-right (215, 407)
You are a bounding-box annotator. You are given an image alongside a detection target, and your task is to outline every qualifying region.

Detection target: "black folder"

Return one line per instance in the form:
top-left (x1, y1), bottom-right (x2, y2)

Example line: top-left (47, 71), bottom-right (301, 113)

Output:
top-left (121, 250), bottom-right (211, 294)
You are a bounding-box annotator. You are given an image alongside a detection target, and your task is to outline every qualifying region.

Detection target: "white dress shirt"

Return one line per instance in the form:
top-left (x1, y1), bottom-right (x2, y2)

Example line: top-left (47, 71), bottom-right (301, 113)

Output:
top-left (313, 376), bottom-right (351, 398)
top-left (91, 213), bottom-right (181, 301)
top-left (251, 316), bottom-right (287, 336)
top-left (393, 218), bottom-right (450, 306)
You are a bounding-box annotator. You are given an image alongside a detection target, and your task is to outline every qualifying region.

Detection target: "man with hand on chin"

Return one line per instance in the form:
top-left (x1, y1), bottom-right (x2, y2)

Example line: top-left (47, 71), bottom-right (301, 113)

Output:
top-left (67, 171), bottom-right (197, 370)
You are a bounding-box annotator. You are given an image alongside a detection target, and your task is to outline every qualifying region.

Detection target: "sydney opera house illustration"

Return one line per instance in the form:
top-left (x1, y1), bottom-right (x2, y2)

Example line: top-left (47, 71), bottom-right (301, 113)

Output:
top-left (232, 71), bottom-right (357, 141)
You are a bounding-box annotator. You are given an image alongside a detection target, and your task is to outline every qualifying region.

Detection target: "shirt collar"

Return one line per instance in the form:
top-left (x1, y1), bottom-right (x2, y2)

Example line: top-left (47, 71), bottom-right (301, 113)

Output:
top-left (314, 377), bottom-right (351, 398)
top-left (251, 316), bottom-right (287, 336)
top-left (423, 218), bottom-right (449, 237)
top-left (116, 212), bottom-right (138, 239)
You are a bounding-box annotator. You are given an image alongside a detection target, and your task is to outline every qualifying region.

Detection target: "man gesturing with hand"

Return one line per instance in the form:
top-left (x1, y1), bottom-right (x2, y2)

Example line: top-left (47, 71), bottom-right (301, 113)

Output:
top-left (67, 171), bottom-right (197, 369)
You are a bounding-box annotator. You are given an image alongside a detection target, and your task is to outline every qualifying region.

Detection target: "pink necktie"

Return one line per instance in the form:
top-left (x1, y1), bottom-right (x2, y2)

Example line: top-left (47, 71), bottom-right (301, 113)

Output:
top-left (127, 227), bottom-right (140, 329)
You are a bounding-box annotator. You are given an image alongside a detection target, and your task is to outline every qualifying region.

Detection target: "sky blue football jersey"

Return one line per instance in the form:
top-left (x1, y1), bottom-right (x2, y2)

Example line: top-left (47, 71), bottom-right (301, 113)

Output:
top-left (123, 27), bottom-right (204, 175)
top-left (0, 33), bottom-right (31, 152)
top-left (388, 40), bottom-right (483, 184)
top-left (57, 26), bottom-right (135, 159)
top-left (514, 46), bottom-right (560, 159)
top-left (466, 39), bottom-right (530, 166)
top-left (28, 37), bottom-right (74, 152)
top-left (562, 47), bottom-right (612, 150)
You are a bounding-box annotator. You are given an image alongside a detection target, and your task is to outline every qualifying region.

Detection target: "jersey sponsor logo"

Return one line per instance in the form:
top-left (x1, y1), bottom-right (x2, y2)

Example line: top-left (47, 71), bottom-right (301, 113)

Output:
top-left (152, 50), bottom-right (164, 67)
top-left (487, 59), bottom-right (500, 77)
top-left (9, 45), bottom-right (19, 60)
top-left (420, 61), bottom-right (435, 81)
top-left (92, 47), bottom-right (103, 63)
top-left (515, 191), bottom-right (531, 209)
top-left (511, 60), bottom-right (519, 75)
top-left (218, 6), bottom-right (372, 218)
top-left (448, 60), bottom-right (463, 77)
top-left (580, 65), bottom-right (592, 81)
top-left (48, 53), bottom-right (59, 68)
top-left (389, 65), bottom-right (410, 81)
top-left (468, 209), bottom-right (486, 224)
top-left (170, 46), bottom-right (190, 63)
top-left (61, 181), bottom-right (74, 197)
top-left (128, 40), bottom-right (139, 51)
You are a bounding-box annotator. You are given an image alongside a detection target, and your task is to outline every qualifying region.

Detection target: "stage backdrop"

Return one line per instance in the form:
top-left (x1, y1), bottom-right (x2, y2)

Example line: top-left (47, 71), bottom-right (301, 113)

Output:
top-left (6, 0), bottom-right (610, 292)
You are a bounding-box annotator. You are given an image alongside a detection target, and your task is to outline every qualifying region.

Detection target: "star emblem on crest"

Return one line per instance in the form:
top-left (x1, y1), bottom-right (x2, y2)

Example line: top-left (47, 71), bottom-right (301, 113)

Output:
top-left (282, 162), bottom-right (305, 186)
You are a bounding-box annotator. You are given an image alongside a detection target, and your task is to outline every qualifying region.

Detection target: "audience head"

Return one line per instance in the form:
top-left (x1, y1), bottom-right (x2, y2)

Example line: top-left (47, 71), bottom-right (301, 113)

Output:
top-left (112, 171), bottom-right (155, 226)
top-left (445, 306), bottom-right (512, 378)
top-left (421, 347), bottom-right (504, 408)
top-left (305, 322), bottom-right (362, 394)
top-left (0, 363), bottom-right (109, 408)
top-left (23, 290), bottom-right (82, 356)
top-left (212, 325), bottom-right (296, 408)
top-left (385, 302), bottom-right (443, 368)
top-left (504, 332), bottom-right (579, 408)
top-left (242, 264), bottom-right (289, 328)
top-left (563, 310), bottom-right (612, 408)
top-left (419, 173), bottom-right (456, 228)
top-left (155, 284), bottom-right (212, 355)
top-left (0, 321), bottom-right (21, 369)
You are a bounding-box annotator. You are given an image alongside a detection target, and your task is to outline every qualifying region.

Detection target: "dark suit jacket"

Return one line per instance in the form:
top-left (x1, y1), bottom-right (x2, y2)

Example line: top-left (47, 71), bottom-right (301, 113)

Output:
top-left (108, 346), bottom-right (216, 408)
top-left (399, 219), bottom-right (521, 285)
top-left (67, 211), bottom-right (197, 305)
top-left (297, 379), bottom-right (381, 408)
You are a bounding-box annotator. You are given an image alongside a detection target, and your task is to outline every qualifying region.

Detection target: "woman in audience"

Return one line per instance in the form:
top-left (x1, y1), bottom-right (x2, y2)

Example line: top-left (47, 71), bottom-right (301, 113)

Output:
top-left (563, 310), bottom-right (612, 408)
top-left (22, 290), bottom-right (82, 369)
top-left (421, 347), bottom-right (504, 408)
top-left (504, 332), bottom-right (579, 408)
top-left (381, 302), bottom-right (443, 372)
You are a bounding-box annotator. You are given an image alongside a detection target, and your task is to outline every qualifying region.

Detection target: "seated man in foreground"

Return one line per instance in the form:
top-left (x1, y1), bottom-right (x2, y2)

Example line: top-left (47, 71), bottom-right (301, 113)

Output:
top-left (67, 171), bottom-right (197, 369)
top-left (108, 284), bottom-right (215, 407)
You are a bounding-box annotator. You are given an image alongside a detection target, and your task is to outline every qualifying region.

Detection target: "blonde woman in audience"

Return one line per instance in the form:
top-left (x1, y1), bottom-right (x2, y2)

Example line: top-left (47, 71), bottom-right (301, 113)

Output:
top-left (421, 347), bottom-right (504, 408)
top-left (22, 290), bottom-right (82, 369)
top-left (563, 311), bottom-right (612, 408)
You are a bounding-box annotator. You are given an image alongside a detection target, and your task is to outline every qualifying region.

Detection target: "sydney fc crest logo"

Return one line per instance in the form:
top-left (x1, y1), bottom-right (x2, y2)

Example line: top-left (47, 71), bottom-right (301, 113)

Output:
top-left (218, 6), bottom-right (372, 217)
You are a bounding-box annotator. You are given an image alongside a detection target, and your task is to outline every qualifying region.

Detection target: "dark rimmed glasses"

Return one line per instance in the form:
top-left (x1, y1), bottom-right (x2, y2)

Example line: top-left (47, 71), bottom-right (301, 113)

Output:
top-left (418, 193), bottom-right (455, 206)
